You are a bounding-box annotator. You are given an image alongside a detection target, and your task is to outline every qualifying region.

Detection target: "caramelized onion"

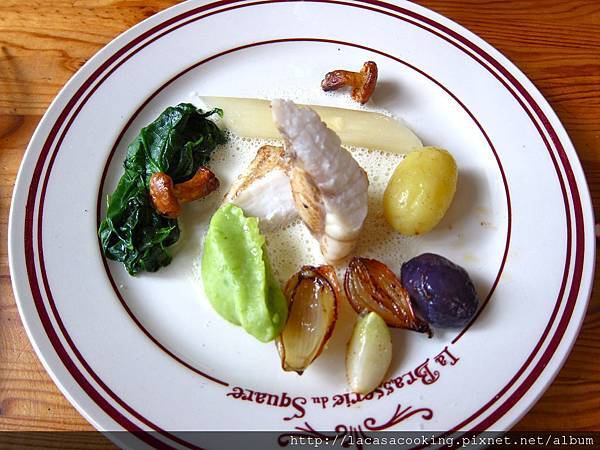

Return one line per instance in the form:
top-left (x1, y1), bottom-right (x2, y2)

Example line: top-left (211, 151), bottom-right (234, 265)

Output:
top-left (277, 266), bottom-right (340, 373)
top-left (344, 257), bottom-right (432, 336)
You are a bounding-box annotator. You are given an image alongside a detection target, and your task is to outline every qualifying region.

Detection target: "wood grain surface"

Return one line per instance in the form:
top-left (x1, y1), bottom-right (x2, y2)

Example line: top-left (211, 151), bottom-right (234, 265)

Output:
top-left (0, 0), bottom-right (598, 447)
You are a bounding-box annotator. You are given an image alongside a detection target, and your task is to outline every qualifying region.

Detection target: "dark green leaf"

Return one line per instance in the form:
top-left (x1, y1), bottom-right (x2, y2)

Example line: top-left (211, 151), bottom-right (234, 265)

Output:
top-left (98, 104), bottom-right (225, 275)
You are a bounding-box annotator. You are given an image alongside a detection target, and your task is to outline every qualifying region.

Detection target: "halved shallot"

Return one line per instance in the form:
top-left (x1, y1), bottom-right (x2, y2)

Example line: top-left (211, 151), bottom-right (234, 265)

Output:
top-left (344, 257), bottom-right (432, 337)
top-left (277, 266), bottom-right (340, 374)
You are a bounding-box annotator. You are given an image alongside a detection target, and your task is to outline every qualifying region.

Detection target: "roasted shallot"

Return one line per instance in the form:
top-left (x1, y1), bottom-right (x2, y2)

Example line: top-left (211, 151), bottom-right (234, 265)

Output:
top-left (277, 266), bottom-right (340, 373)
top-left (344, 257), bottom-right (432, 336)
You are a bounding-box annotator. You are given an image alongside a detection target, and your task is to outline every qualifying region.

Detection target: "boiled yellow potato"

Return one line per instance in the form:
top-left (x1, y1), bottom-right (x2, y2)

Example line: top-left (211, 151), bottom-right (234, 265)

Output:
top-left (383, 146), bottom-right (457, 235)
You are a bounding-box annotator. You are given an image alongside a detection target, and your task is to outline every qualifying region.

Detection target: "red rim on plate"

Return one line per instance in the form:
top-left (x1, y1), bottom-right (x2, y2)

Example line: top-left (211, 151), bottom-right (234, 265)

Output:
top-left (97, 37), bottom-right (511, 389)
top-left (9, 0), bottom-right (594, 448)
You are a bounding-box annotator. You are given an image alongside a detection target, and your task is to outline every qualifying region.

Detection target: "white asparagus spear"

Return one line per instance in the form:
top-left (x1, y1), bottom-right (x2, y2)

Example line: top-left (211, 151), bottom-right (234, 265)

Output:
top-left (200, 96), bottom-right (422, 154)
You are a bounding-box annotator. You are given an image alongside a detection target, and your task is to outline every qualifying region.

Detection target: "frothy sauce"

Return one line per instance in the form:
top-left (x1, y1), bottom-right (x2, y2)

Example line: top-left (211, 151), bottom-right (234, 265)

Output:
top-left (189, 90), bottom-right (417, 285)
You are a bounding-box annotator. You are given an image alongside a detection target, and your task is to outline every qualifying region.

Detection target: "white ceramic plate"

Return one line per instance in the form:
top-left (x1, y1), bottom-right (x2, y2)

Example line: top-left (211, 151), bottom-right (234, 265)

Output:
top-left (9, 0), bottom-right (595, 448)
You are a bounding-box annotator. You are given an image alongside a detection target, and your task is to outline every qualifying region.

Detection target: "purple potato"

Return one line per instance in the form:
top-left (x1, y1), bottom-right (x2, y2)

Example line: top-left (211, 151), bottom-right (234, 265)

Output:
top-left (400, 253), bottom-right (479, 327)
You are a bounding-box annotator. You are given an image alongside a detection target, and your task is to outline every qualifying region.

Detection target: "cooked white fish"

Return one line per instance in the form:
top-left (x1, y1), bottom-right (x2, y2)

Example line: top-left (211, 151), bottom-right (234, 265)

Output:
top-left (225, 145), bottom-right (298, 230)
top-left (271, 99), bottom-right (369, 263)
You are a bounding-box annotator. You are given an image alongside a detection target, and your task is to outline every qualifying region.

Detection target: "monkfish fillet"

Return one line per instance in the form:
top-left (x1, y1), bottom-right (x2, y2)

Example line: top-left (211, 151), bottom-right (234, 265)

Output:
top-left (271, 99), bottom-right (369, 263)
top-left (225, 145), bottom-right (298, 230)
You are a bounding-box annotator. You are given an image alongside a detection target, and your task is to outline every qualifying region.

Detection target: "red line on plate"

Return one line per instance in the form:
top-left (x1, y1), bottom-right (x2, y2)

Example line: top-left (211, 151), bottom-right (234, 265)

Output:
top-left (95, 0), bottom-right (585, 434)
top-left (307, 0), bottom-right (586, 434)
top-left (97, 37), bottom-right (511, 393)
top-left (21, 44), bottom-right (181, 450)
top-left (23, 2), bottom-right (257, 447)
top-left (376, 0), bottom-right (584, 432)
top-left (20, 0), bottom-right (587, 445)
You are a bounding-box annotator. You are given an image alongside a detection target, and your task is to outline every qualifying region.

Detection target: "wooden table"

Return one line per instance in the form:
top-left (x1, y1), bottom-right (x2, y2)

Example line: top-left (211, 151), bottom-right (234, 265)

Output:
top-left (0, 0), bottom-right (598, 446)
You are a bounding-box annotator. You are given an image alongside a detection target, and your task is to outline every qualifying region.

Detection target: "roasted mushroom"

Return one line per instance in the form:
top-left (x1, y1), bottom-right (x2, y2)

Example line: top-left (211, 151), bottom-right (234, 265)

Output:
top-left (321, 61), bottom-right (378, 104)
top-left (150, 167), bottom-right (219, 218)
top-left (149, 172), bottom-right (180, 218)
top-left (173, 166), bottom-right (220, 203)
